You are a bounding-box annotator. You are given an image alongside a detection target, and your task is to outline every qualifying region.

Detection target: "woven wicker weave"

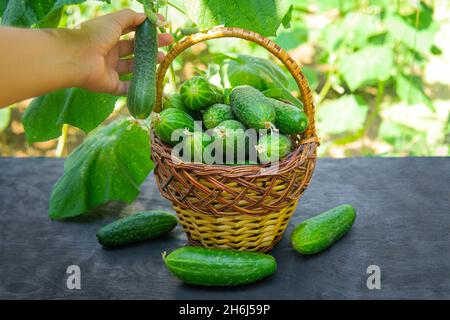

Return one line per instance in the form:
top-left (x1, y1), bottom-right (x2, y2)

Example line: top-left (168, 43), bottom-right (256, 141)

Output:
top-left (151, 27), bottom-right (319, 252)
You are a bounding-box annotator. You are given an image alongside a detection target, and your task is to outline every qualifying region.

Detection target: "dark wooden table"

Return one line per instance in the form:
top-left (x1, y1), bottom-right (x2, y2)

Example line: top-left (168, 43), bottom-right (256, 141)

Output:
top-left (0, 157), bottom-right (449, 300)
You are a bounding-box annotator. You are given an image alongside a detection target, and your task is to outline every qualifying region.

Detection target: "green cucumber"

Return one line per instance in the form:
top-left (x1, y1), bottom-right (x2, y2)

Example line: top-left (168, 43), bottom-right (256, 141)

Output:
top-left (270, 98), bottom-right (309, 135)
top-left (180, 76), bottom-right (223, 111)
top-left (127, 19), bottom-right (157, 119)
top-left (97, 211), bottom-right (177, 247)
top-left (153, 108), bottom-right (195, 146)
top-left (291, 204), bottom-right (356, 255)
top-left (203, 104), bottom-right (235, 129)
top-left (163, 246), bottom-right (277, 286)
top-left (163, 93), bottom-right (203, 121)
top-left (230, 85), bottom-right (275, 130)
top-left (212, 120), bottom-right (248, 162)
top-left (182, 131), bottom-right (211, 162)
top-left (256, 133), bottom-right (292, 164)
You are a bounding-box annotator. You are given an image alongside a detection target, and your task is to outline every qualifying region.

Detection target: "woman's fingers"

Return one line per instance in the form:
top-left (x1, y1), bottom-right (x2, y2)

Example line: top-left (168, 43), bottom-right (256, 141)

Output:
top-left (114, 81), bottom-right (131, 96)
top-left (117, 59), bottom-right (134, 75)
top-left (108, 9), bottom-right (146, 33)
top-left (118, 39), bottom-right (134, 57)
top-left (158, 33), bottom-right (173, 47)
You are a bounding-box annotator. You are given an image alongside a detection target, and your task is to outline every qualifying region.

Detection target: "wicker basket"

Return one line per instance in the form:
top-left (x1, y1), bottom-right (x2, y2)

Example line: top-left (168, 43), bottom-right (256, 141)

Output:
top-left (151, 27), bottom-right (319, 252)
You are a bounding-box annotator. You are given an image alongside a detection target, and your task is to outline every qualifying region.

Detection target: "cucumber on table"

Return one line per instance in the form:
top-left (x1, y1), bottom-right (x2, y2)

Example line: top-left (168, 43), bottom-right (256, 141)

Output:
top-left (230, 85), bottom-right (276, 130)
top-left (127, 19), bottom-right (157, 119)
top-left (291, 204), bottom-right (356, 255)
top-left (269, 98), bottom-right (309, 135)
top-left (203, 104), bottom-right (235, 129)
top-left (97, 211), bottom-right (178, 248)
top-left (164, 246), bottom-right (277, 286)
top-left (153, 108), bottom-right (195, 146)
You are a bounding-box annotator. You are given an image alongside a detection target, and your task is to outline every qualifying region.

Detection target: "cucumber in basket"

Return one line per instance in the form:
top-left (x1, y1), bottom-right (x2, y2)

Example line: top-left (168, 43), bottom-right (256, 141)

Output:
top-left (180, 76), bottom-right (223, 111)
top-left (163, 247), bottom-right (277, 286)
top-left (97, 211), bottom-right (178, 248)
top-left (256, 132), bottom-right (292, 164)
top-left (230, 85), bottom-right (276, 130)
top-left (291, 204), bottom-right (356, 255)
top-left (203, 103), bottom-right (235, 129)
top-left (269, 98), bottom-right (309, 135)
top-left (153, 108), bottom-right (195, 146)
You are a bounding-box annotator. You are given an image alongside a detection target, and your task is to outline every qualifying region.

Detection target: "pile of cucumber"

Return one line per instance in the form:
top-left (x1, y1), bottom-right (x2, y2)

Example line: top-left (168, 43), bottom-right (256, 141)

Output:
top-left (96, 204), bottom-right (356, 287)
top-left (152, 75), bottom-right (309, 165)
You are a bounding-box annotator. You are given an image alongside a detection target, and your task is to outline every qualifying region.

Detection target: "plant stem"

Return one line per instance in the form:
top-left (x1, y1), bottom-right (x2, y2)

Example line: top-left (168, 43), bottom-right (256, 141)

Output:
top-left (56, 124), bottom-right (68, 157)
top-left (318, 71), bottom-right (333, 104)
top-left (364, 81), bottom-right (385, 138)
top-left (167, 1), bottom-right (185, 14)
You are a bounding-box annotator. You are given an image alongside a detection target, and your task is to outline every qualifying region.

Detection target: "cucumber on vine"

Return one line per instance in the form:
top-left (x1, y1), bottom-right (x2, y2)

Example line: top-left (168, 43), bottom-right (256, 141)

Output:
top-left (180, 76), bottom-right (223, 111)
top-left (127, 18), bottom-right (157, 119)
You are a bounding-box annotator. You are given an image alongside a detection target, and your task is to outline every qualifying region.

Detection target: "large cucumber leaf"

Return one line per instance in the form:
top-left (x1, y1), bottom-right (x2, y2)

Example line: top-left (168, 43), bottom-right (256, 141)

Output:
top-left (49, 118), bottom-right (153, 220)
top-left (395, 74), bottom-right (434, 111)
top-left (0, 0), bottom-right (109, 27)
top-left (23, 88), bottom-right (118, 143)
top-left (216, 54), bottom-right (290, 91)
top-left (187, 0), bottom-right (293, 37)
top-left (338, 45), bottom-right (393, 91)
top-left (317, 95), bottom-right (369, 135)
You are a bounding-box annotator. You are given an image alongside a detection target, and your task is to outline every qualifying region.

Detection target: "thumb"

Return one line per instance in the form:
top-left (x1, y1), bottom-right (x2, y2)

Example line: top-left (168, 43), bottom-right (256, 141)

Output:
top-left (109, 9), bottom-right (146, 32)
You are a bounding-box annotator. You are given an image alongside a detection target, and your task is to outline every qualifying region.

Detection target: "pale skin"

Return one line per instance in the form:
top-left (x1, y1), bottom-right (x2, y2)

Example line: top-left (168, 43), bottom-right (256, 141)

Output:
top-left (0, 9), bottom-right (174, 108)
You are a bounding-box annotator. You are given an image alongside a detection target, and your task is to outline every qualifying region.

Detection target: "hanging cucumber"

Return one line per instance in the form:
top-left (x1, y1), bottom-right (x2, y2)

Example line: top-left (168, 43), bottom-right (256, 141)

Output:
top-left (127, 12), bottom-right (158, 119)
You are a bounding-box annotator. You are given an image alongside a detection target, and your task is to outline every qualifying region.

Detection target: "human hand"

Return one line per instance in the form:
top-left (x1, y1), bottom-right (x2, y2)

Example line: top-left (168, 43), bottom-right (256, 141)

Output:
top-left (74, 9), bottom-right (173, 95)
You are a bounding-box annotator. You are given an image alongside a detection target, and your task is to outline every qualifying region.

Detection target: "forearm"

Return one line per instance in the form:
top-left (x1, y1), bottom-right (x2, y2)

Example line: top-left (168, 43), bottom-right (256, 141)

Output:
top-left (0, 27), bottom-right (87, 108)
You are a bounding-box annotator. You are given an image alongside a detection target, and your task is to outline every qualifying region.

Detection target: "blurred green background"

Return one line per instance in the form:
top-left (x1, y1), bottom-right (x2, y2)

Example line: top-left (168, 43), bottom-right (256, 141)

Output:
top-left (0, 0), bottom-right (448, 157)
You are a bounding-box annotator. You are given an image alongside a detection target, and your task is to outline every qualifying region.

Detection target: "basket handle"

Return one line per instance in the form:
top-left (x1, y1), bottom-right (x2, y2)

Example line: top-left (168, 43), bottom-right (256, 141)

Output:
top-left (155, 27), bottom-right (317, 139)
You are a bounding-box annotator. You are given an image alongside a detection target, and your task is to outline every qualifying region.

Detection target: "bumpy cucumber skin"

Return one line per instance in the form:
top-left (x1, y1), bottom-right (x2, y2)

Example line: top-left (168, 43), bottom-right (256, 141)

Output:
top-left (164, 247), bottom-right (277, 286)
top-left (127, 19), bottom-right (157, 119)
top-left (203, 104), bottom-right (235, 129)
top-left (154, 108), bottom-right (195, 146)
top-left (291, 204), bottom-right (356, 255)
top-left (182, 131), bottom-right (211, 162)
top-left (230, 85), bottom-right (275, 130)
top-left (257, 133), bottom-right (292, 164)
top-left (270, 98), bottom-right (309, 135)
top-left (180, 76), bottom-right (223, 111)
top-left (213, 120), bottom-right (248, 161)
top-left (97, 211), bottom-right (178, 248)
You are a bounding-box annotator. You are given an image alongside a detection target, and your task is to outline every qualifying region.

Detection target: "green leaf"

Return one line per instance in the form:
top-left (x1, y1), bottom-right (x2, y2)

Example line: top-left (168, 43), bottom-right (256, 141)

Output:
top-left (1, 0), bottom-right (109, 27)
top-left (23, 88), bottom-right (118, 143)
top-left (262, 87), bottom-right (303, 108)
top-left (395, 74), bottom-right (434, 111)
top-left (188, 0), bottom-right (293, 37)
top-left (0, 107), bottom-right (11, 132)
top-left (338, 45), bottom-right (393, 91)
top-left (275, 25), bottom-right (308, 51)
top-left (322, 12), bottom-right (381, 51)
top-left (49, 118), bottom-right (153, 220)
top-left (218, 54), bottom-right (290, 91)
top-left (317, 95), bottom-right (369, 135)
top-left (385, 14), bottom-right (438, 54)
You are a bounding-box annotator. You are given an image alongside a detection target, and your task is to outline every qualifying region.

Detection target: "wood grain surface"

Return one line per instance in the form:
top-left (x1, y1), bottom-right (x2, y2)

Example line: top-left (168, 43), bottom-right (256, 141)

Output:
top-left (0, 157), bottom-right (449, 299)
